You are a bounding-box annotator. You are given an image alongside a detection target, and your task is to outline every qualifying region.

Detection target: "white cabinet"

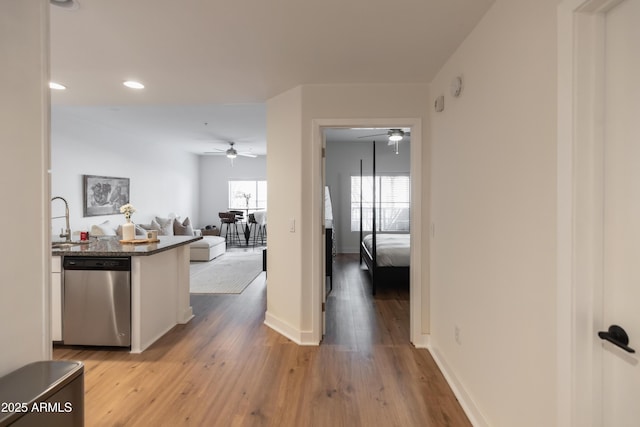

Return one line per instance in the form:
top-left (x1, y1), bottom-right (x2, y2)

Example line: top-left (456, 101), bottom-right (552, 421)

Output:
top-left (51, 256), bottom-right (62, 341)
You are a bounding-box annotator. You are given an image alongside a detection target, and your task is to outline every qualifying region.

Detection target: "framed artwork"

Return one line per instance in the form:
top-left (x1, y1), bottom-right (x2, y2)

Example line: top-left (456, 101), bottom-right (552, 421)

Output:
top-left (83, 175), bottom-right (130, 217)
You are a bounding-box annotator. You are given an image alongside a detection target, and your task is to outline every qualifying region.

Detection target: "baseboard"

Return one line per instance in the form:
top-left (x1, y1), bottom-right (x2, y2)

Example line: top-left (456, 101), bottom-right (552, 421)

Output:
top-left (132, 324), bottom-right (175, 354)
top-left (264, 311), bottom-right (319, 346)
top-left (178, 307), bottom-right (194, 324)
top-left (427, 344), bottom-right (489, 427)
top-left (299, 330), bottom-right (318, 346)
top-left (412, 332), bottom-right (430, 349)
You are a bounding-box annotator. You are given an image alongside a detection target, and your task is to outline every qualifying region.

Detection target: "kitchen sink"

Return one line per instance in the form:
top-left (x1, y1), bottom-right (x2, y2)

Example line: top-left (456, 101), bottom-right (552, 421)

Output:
top-left (51, 241), bottom-right (90, 249)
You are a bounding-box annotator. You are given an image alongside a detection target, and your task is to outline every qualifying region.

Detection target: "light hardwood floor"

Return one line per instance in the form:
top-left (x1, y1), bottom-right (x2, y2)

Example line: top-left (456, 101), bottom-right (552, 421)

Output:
top-left (54, 253), bottom-right (470, 426)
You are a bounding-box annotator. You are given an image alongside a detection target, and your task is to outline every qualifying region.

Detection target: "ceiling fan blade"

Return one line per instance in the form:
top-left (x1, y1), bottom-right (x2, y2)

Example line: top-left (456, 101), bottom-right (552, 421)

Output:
top-left (238, 152), bottom-right (257, 158)
top-left (357, 133), bottom-right (387, 139)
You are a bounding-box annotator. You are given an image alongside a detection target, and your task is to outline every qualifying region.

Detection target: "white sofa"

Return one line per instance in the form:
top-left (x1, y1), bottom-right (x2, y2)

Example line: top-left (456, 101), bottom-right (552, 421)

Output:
top-left (90, 215), bottom-right (226, 262)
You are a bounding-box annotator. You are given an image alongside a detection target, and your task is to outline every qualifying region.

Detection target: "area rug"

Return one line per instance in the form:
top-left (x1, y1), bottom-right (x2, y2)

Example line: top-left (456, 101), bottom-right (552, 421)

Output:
top-left (190, 251), bottom-right (263, 294)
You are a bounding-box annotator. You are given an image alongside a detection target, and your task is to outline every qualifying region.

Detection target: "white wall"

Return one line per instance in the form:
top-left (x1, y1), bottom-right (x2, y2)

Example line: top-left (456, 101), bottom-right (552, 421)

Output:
top-left (265, 87), bottom-right (304, 339)
top-left (428, 0), bottom-right (559, 425)
top-left (0, 0), bottom-right (50, 376)
top-left (266, 83), bottom-right (429, 343)
top-left (325, 140), bottom-right (410, 253)
top-left (198, 155), bottom-right (266, 228)
top-left (51, 107), bottom-right (200, 234)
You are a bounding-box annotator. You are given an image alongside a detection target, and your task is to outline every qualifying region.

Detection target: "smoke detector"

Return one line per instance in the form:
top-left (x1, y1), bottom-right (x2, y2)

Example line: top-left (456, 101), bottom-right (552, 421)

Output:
top-left (50, 0), bottom-right (80, 10)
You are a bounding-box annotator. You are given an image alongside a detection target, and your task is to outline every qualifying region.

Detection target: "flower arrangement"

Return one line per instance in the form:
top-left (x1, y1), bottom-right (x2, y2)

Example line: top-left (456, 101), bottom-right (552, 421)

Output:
top-left (242, 193), bottom-right (251, 208)
top-left (119, 203), bottom-right (136, 221)
top-left (236, 192), bottom-right (252, 208)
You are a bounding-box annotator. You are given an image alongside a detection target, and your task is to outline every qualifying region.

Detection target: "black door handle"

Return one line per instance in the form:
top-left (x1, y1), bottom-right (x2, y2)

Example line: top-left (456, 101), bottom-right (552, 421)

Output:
top-left (598, 325), bottom-right (635, 353)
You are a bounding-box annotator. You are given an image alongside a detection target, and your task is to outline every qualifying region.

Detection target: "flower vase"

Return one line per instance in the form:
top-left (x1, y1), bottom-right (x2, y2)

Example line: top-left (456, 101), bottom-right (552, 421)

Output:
top-left (122, 219), bottom-right (135, 241)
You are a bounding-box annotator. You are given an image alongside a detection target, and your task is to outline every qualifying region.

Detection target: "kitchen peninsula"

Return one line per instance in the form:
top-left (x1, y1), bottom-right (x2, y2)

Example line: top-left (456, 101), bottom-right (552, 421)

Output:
top-left (52, 235), bottom-right (201, 353)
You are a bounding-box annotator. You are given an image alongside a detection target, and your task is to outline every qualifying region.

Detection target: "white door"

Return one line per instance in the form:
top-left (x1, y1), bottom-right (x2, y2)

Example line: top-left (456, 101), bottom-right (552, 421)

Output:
top-left (601, 1), bottom-right (640, 425)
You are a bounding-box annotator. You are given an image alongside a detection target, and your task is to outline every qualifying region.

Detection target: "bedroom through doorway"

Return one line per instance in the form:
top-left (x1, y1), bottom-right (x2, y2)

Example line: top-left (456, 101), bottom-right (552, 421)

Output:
top-left (322, 127), bottom-right (413, 345)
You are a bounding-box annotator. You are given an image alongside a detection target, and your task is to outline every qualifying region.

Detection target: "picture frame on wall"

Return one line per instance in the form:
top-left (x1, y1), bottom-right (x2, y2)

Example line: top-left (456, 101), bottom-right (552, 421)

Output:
top-left (83, 175), bottom-right (130, 217)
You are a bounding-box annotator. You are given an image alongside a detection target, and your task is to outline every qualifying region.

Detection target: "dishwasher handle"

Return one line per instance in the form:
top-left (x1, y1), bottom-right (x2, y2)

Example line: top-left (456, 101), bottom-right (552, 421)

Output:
top-left (63, 257), bottom-right (131, 271)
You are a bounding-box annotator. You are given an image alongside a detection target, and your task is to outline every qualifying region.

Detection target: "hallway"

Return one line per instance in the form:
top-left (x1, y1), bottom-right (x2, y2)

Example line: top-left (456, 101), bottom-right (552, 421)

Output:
top-left (53, 254), bottom-right (469, 426)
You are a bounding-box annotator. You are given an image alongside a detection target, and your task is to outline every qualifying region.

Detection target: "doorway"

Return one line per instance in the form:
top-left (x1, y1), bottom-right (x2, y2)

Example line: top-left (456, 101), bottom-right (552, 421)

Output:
top-left (309, 118), bottom-right (425, 346)
top-left (323, 127), bottom-right (412, 342)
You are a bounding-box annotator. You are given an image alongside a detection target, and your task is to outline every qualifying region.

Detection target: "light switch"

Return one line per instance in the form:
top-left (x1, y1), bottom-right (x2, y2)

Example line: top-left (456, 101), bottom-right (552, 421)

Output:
top-left (289, 219), bottom-right (295, 232)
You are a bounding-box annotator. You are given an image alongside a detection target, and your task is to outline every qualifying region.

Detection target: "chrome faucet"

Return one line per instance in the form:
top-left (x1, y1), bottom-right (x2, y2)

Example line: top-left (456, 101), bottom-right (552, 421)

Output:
top-left (51, 196), bottom-right (71, 242)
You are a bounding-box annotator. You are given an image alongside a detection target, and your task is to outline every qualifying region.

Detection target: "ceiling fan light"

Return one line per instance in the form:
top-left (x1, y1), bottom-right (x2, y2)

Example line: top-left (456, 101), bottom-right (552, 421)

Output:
top-left (388, 129), bottom-right (404, 142)
top-left (226, 148), bottom-right (237, 158)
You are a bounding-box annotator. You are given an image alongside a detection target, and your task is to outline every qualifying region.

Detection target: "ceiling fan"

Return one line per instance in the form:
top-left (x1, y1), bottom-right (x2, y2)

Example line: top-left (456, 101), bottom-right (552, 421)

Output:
top-left (357, 128), bottom-right (411, 154)
top-left (204, 141), bottom-right (257, 161)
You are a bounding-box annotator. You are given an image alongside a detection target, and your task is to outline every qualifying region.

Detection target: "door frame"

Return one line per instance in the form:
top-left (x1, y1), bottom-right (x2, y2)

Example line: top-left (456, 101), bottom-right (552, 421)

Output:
top-left (557, 0), bottom-right (624, 425)
top-left (310, 118), bottom-right (424, 345)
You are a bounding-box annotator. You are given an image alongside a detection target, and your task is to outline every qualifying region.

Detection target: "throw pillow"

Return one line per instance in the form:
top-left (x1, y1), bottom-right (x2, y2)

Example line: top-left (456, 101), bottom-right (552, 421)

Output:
top-left (154, 216), bottom-right (175, 236)
top-left (90, 220), bottom-right (117, 236)
top-left (173, 217), bottom-right (194, 236)
top-left (120, 223), bottom-right (152, 237)
top-left (139, 222), bottom-right (159, 232)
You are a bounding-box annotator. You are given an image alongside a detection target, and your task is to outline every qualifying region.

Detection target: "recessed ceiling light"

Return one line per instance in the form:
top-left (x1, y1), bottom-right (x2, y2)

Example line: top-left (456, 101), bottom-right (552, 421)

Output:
top-left (123, 81), bottom-right (144, 89)
top-left (49, 82), bottom-right (66, 90)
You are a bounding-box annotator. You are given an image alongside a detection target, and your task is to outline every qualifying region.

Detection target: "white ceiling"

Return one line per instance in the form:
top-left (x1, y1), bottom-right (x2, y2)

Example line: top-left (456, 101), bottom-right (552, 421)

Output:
top-left (49, 0), bottom-right (494, 153)
top-left (51, 103), bottom-right (267, 155)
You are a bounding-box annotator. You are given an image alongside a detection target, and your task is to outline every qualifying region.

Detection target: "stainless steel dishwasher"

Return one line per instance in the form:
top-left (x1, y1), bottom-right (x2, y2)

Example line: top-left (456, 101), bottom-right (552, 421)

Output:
top-left (62, 257), bottom-right (131, 347)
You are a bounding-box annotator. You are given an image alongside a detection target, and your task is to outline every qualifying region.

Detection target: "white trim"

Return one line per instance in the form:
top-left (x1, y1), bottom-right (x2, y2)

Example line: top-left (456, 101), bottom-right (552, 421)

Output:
top-left (311, 118), bottom-right (424, 345)
top-left (557, 1), bottom-right (622, 425)
top-left (428, 344), bottom-right (488, 427)
top-left (412, 332), bottom-right (430, 349)
top-left (556, 3), bottom-right (581, 424)
top-left (264, 312), bottom-right (319, 345)
top-left (311, 121), bottom-right (324, 344)
top-left (41, 0), bottom-right (52, 359)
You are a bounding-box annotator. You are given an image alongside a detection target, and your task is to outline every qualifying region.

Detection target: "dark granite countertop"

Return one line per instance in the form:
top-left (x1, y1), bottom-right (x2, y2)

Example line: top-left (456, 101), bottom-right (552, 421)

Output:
top-left (51, 235), bottom-right (202, 257)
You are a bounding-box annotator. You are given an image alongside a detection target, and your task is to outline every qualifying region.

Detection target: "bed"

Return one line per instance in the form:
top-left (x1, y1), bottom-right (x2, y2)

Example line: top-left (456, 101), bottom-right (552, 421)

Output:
top-left (362, 234), bottom-right (410, 266)
top-left (359, 141), bottom-right (411, 294)
top-left (325, 186), bottom-right (335, 293)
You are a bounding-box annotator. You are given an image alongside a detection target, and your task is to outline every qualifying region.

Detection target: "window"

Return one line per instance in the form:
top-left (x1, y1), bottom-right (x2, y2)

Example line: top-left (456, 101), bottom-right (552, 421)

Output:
top-left (228, 180), bottom-right (267, 210)
top-left (351, 175), bottom-right (410, 232)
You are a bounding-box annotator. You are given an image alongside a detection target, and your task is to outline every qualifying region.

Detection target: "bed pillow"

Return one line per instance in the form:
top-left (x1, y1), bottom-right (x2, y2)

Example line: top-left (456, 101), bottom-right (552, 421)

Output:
top-left (173, 217), bottom-right (194, 236)
top-left (154, 216), bottom-right (175, 236)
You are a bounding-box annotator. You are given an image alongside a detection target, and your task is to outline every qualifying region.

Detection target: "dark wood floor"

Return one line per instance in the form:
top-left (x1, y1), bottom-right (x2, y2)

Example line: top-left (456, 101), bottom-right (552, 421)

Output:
top-left (54, 253), bottom-right (470, 426)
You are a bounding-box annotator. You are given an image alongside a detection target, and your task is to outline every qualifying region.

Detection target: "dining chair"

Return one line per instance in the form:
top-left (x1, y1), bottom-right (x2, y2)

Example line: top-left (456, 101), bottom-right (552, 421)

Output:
top-left (251, 210), bottom-right (267, 245)
top-left (248, 213), bottom-right (265, 246)
top-left (218, 212), bottom-right (241, 246)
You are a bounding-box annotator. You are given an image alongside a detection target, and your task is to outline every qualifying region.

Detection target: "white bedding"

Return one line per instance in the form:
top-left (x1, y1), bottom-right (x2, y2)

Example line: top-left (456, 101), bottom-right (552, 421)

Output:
top-left (362, 233), bottom-right (410, 267)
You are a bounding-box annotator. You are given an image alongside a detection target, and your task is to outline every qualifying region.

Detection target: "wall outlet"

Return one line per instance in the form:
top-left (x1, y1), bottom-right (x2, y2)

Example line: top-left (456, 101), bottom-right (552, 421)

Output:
top-left (454, 325), bottom-right (461, 345)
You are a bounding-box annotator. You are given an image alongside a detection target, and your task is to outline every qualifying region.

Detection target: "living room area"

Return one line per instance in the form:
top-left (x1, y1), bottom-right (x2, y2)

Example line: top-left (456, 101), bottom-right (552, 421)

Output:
top-left (50, 103), bottom-right (267, 236)
top-left (50, 103), bottom-right (268, 295)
